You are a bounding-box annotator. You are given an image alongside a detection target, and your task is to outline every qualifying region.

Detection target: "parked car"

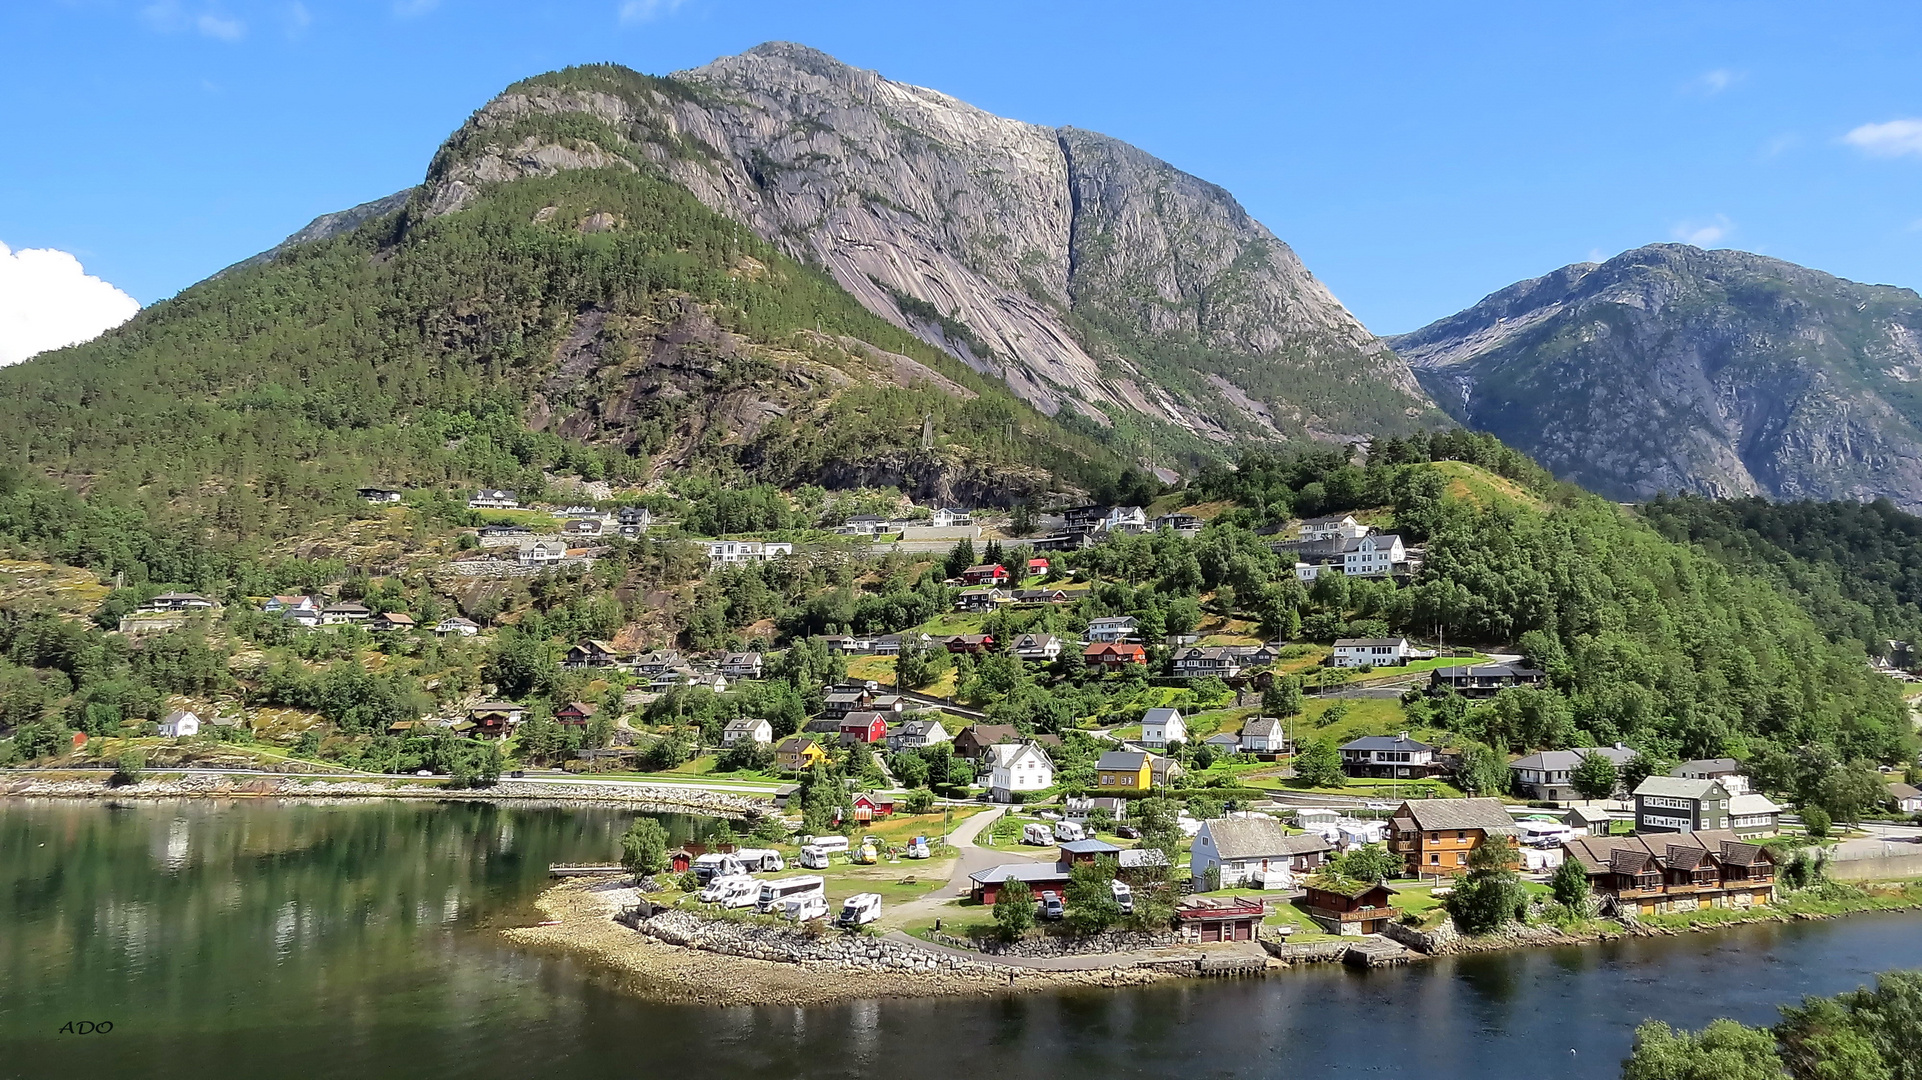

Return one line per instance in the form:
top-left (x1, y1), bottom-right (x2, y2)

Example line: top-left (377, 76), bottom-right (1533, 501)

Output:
top-left (837, 892), bottom-right (883, 927)
top-left (1038, 892), bottom-right (1064, 921)
top-left (1110, 879), bottom-right (1134, 915)
top-left (1114, 824), bottom-right (1141, 839)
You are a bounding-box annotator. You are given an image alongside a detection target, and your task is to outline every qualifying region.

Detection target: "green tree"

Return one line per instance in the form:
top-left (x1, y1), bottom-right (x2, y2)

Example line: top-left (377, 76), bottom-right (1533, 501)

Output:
top-left (993, 880), bottom-right (1035, 940)
top-left (1454, 740), bottom-right (1511, 797)
top-left (1065, 855), bottom-right (1122, 934)
top-left (619, 817), bottom-right (669, 877)
top-left (1621, 752), bottom-right (1665, 794)
top-left (1814, 763), bottom-right (1888, 825)
top-left (902, 788), bottom-right (935, 814)
top-left (1330, 843), bottom-right (1402, 883)
top-left (1801, 806), bottom-right (1832, 838)
top-left (1442, 838), bottom-right (1526, 935)
top-left (1293, 740), bottom-right (1346, 787)
top-left (1550, 853), bottom-right (1591, 911)
top-left (1622, 1019), bottom-right (1785, 1080)
top-left (1570, 751), bottom-right (1623, 801)
top-left (1262, 675), bottom-right (1304, 717)
top-left (110, 749), bottom-right (146, 786)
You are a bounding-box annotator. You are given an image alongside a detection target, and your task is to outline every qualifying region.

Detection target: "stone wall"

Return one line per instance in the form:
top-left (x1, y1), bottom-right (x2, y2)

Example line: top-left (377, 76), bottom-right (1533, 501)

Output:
top-left (636, 909), bottom-right (1005, 975)
top-left (1382, 917), bottom-right (1459, 953)
top-left (927, 929), bottom-right (1178, 957)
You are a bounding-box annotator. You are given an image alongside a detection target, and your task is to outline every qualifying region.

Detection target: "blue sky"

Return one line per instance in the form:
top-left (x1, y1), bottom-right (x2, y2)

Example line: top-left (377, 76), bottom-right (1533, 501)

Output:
top-left (4, 0), bottom-right (1922, 341)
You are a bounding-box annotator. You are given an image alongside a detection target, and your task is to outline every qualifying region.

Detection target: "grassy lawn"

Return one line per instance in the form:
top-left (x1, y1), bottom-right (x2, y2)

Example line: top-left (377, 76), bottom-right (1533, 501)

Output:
top-left (1428, 460), bottom-right (1546, 512)
top-left (1273, 645), bottom-right (1333, 674)
top-left (846, 655), bottom-right (898, 686)
top-left (1182, 706), bottom-right (1258, 740)
top-left (1260, 901), bottom-right (1341, 943)
top-left (899, 902), bottom-right (996, 940)
top-left (1347, 654), bottom-right (1491, 683)
top-left (914, 612), bottom-right (991, 636)
top-left (1300, 697), bottom-right (1419, 743)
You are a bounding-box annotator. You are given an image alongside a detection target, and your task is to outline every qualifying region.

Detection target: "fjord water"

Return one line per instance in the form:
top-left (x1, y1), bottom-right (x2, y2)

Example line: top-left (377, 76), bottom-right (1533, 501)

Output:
top-left (8, 800), bottom-right (1922, 1080)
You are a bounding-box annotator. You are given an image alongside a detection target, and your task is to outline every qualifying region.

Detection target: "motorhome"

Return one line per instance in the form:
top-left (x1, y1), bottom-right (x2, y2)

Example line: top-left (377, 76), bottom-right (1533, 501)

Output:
top-left (783, 892), bottom-right (829, 922)
top-left (1022, 823), bottom-right (1054, 846)
top-left (692, 852), bottom-right (745, 884)
top-left (798, 845), bottom-right (833, 870)
top-left (837, 892), bottom-right (883, 927)
top-left (732, 848), bottom-right (786, 872)
top-left (1110, 879), bottom-right (1135, 915)
top-left (905, 836), bottom-right (931, 859)
top-left (852, 837), bottom-right (881, 865)
top-left (699, 874), bottom-right (759, 908)
top-left (804, 835), bottom-right (851, 855)
top-left (1516, 820), bottom-right (1577, 848)
top-left (1053, 821), bottom-right (1087, 843)
top-left (756, 875), bottom-right (826, 914)
top-left (1038, 891), bottom-right (1064, 920)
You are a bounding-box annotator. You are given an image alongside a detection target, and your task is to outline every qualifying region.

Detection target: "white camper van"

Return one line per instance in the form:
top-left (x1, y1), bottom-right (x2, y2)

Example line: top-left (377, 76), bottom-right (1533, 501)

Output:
top-left (692, 852), bottom-right (745, 884)
top-left (1053, 821), bottom-right (1087, 843)
top-left (1109, 879), bottom-right (1135, 915)
top-left (1022, 823), bottom-right (1054, 846)
top-left (783, 892), bottom-right (829, 922)
top-left (756, 875), bottom-right (826, 914)
top-left (803, 835), bottom-right (851, 855)
top-left (798, 845), bottom-right (833, 870)
top-left (837, 892), bottom-right (883, 927)
top-left (699, 874), bottom-right (759, 908)
top-left (904, 836), bottom-right (931, 859)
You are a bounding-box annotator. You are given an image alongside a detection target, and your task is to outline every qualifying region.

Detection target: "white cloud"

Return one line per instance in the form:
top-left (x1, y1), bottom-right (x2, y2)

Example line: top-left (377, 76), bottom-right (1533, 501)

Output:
top-left (197, 12), bottom-right (244, 40)
top-left (1845, 118), bottom-right (1922, 158)
top-left (141, 2), bottom-right (246, 41)
top-left (0, 243), bottom-right (141, 366)
top-left (618, 0), bottom-right (684, 25)
top-left (393, 0), bottom-right (440, 17)
top-left (1671, 214), bottom-right (1734, 247)
top-left (284, 1), bottom-right (312, 36)
top-left (1762, 132), bottom-right (1799, 158)
top-left (1688, 68), bottom-right (1744, 95)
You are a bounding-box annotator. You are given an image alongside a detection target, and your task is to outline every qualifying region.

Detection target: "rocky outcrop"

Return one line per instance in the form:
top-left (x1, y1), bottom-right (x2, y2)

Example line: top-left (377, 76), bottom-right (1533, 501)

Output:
top-left (417, 44), bottom-right (1436, 447)
top-left (635, 908), bottom-right (1005, 975)
top-left (1392, 244), bottom-right (1922, 510)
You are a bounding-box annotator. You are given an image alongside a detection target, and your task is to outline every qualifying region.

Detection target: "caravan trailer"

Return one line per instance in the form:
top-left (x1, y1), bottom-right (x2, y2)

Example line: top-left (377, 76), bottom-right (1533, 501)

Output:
top-left (803, 835), bottom-right (851, 855)
top-left (756, 875), bottom-right (826, 914)
top-left (733, 848), bottom-right (786, 872)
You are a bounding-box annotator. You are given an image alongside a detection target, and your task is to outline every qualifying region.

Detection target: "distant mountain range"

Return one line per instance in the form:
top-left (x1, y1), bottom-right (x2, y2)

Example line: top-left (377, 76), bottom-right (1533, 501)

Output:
top-left (1392, 244), bottom-right (1922, 511)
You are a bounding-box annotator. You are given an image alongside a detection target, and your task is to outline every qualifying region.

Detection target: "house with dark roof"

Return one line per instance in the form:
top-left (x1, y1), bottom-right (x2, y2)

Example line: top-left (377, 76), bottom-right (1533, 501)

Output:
top-left (1387, 798), bottom-right (1518, 878)
top-left (1632, 776), bottom-right (1736, 834)
top-left (1238, 716), bottom-right (1291, 758)
top-left (1172, 646), bottom-right (1244, 680)
top-left (1429, 662), bottom-right (1547, 697)
top-left (1096, 750), bottom-right (1152, 791)
top-left (564, 639), bottom-right (625, 669)
top-left (885, 717), bottom-right (949, 753)
top-left (1562, 830), bottom-right (1776, 915)
top-left (1892, 782), bottom-right (1922, 814)
top-left (1672, 758), bottom-right (1749, 792)
top-left (1299, 878), bottom-right (1398, 935)
top-left (1190, 816), bottom-right (1333, 887)
top-left (1508, 746), bottom-right (1637, 802)
top-left (968, 862), bottom-right (1072, 905)
top-left (1338, 733), bottom-right (1444, 779)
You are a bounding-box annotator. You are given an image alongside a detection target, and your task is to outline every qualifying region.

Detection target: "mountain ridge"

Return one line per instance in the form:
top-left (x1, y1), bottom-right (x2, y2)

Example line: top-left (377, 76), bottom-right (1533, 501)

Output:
top-left (1391, 243), bottom-right (1922, 511)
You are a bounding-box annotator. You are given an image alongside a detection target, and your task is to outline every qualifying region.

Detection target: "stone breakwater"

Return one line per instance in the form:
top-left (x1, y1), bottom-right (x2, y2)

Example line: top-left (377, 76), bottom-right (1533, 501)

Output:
top-left (634, 908), bottom-right (1004, 976)
top-left (0, 772), bottom-right (766, 818)
top-left (927, 929), bottom-right (1179, 957)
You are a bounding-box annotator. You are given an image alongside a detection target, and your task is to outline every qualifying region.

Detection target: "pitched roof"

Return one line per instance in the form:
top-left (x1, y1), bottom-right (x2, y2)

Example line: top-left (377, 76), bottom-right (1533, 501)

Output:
top-left (1142, 707), bottom-right (1183, 727)
top-left (1341, 734), bottom-right (1434, 753)
top-left (1728, 793), bottom-right (1782, 816)
top-left (1333, 637), bottom-right (1408, 648)
top-left (1890, 782), bottom-right (1922, 801)
top-left (1199, 816), bottom-right (1300, 859)
top-left (775, 737), bottom-right (816, 754)
top-left (1394, 798), bottom-right (1516, 834)
top-left (1097, 750), bottom-right (1148, 771)
top-left (1240, 716), bottom-right (1284, 739)
top-left (724, 716), bottom-right (767, 732)
top-left (1673, 758), bottom-right (1742, 775)
top-left (1059, 839), bottom-right (1123, 855)
top-left (969, 863), bottom-right (1071, 885)
top-left (1434, 663), bottom-right (1545, 679)
top-left (1509, 746), bottom-right (1636, 771)
top-left (1633, 776), bottom-right (1726, 800)
top-left (1562, 829), bottom-right (1765, 875)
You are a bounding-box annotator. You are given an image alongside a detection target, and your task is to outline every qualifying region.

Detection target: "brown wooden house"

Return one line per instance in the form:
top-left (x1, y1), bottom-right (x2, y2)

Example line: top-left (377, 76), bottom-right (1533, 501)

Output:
top-left (1299, 877), bottom-right (1399, 936)
top-left (1561, 830), bottom-right (1776, 916)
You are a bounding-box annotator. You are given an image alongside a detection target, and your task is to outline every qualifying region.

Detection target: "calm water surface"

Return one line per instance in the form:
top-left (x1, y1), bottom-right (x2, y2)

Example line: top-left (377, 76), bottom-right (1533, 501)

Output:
top-left (6, 798), bottom-right (1922, 1079)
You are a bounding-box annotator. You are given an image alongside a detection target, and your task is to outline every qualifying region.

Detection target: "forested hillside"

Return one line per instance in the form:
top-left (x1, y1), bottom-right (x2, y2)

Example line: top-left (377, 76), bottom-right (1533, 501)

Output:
top-left (0, 162), bottom-right (1135, 575)
top-left (1640, 494), bottom-right (1922, 660)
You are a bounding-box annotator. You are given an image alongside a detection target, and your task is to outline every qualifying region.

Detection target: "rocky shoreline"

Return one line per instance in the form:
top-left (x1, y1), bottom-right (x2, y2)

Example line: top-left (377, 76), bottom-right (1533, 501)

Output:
top-left (503, 880), bottom-right (1185, 1006)
top-left (0, 771), bottom-right (767, 819)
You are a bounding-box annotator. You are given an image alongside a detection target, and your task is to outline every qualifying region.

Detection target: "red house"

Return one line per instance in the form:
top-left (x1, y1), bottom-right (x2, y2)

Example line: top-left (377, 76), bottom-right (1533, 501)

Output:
top-left (1027, 557), bottom-right (1050, 573)
top-left (946, 634), bottom-right (995, 654)
top-left (555, 701), bottom-right (598, 725)
top-left (1084, 642), bottom-right (1148, 670)
top-left (961, 564), bottom-right (1010, 586)
top-left (839, 710), bottom-right (890, 744)
top-left (1175, 896), bottom-right (1265, 942)
top-left (851, 792), bottom-right (897, 822)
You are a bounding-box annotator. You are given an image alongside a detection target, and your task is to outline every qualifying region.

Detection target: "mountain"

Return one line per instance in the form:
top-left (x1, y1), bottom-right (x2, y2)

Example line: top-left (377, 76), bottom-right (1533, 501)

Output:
top-left (421, 45), bottom-right (1437, 453)
top-left (1391, 244), bottom-right (1922, 510)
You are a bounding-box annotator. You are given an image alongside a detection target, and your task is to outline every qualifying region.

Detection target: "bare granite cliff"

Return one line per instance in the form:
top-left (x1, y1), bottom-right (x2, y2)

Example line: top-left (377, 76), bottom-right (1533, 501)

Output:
top-left (1392, 244), bottom-right (1922, 510)
top-left (417, 42), bottom-right (1436, 449)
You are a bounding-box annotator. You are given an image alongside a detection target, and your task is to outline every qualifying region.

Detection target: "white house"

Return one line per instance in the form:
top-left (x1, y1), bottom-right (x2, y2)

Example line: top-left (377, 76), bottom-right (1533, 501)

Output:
top-left (1331, 636), bottom-right (1411, 668)
top-left (1140, 707), bottom-right (1187, 749)
top-left (468, 489), bottom-right (519, 510)
top-left (704, 540), bottom-right (794, 567)
top-left (1085, 616), bottom-right (1138, 643)
top-left (1011, 633), bottom-right (1063, 663)
top-left (434, 617), bottom-right (481, 637)
top-left (1190, 816), bottom-right (1332, 888)
top-left (836, 515), bottom-right (891, 537)
top-left (320, 602), bottom-right (372, 625)
top-left (158, 710), bottom-right (201, 738)
top-left (720, 652), bottom-right (764, 680)
top-left (722, 717), bottom-right (773, 748)
top-left (1342, 534), bottom-right (1406, 577)
top-left (886, 717), bottom-right (950, 753)
top-left (1239, 716), bottom-right (1288, 756)
top-left (1893, 782), bottom-right (1922, 814)
top-left (518, 539), bottom-right (567, 566)
top-left (988, 742), bottom-right (1055, 802)
top-left (931, 507), bottom-right (973, 528)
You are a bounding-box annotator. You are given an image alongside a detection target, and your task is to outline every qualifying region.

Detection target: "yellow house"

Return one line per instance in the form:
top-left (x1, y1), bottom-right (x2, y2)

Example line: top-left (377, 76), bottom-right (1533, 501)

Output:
top-left (776, 737), bottom-right (827, 772)
top-left (1096, 750), bottom-right (1152, 790)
